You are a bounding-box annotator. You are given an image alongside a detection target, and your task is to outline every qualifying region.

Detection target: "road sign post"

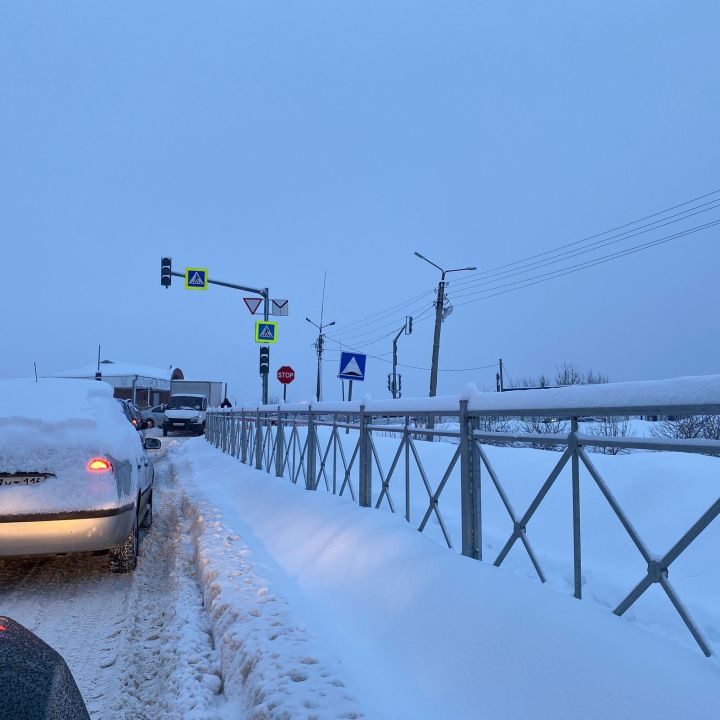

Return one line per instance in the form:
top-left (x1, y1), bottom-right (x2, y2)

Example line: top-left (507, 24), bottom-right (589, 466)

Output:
top-left (277, 365), bottom-right (295, 402)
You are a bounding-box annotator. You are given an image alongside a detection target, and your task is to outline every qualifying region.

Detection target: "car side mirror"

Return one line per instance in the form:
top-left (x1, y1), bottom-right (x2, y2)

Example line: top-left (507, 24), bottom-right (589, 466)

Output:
top-left (144, 437), bottom-right (161, 450)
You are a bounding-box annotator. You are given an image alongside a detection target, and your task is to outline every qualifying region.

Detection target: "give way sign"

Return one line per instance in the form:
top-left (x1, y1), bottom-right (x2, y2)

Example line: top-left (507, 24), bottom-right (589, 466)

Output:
top-left (277, 366), bottom-right (295, 385)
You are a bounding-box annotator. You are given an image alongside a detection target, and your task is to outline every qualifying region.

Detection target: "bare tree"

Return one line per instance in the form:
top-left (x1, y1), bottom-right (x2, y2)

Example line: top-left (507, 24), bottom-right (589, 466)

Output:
top-left (587, 416), bottom-right (633, 454)
top-left (555, 362), bottom-right (584, 387)
top-left (652, 415), bottom-right (720, 441)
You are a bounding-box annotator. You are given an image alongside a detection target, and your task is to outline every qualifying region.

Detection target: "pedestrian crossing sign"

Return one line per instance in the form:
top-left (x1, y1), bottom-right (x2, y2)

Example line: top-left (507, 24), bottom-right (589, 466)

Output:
top-left (255, 321), bottom-right (278, 344)
top-left (184, 267), bottom-right (208, 290)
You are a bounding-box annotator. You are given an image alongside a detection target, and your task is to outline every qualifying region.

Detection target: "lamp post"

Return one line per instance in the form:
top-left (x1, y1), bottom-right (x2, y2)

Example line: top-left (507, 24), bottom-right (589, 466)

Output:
top-left (415, 252), bottom-right (476, 428)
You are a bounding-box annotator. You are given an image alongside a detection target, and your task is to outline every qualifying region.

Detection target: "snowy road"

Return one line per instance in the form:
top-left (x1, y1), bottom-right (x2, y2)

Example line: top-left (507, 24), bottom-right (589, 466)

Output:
top-left (0, 449), bottom-right (224, 719)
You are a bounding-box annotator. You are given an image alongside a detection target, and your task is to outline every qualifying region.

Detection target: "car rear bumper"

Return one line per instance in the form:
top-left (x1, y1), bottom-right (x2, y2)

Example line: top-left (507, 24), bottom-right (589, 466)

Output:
top-left (0, 504), bottom-right (135, 557)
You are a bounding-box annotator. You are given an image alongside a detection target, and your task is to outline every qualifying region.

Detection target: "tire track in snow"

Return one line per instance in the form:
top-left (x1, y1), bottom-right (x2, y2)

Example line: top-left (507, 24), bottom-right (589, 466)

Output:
top-left (0, 453), bottom-right (223, 719)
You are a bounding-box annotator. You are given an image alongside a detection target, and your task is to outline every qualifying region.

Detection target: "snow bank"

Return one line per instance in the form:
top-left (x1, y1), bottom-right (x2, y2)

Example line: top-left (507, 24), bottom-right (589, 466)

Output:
top-left (172, 446), bottom-right (364, 720)
top-left (0, 378), bottom-right (143, 512)
top-left (174, 439), bottom-right (720, 720)
top-left (238, 372), bottom-right (720, 416)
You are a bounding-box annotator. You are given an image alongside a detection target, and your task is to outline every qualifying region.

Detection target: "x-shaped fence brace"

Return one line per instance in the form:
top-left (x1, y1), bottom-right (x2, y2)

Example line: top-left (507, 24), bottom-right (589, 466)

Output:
top-left (207, 411), bottom-right (720, 656)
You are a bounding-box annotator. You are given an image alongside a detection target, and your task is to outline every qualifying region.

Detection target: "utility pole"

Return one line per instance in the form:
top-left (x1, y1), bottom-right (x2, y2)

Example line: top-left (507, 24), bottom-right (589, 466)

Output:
top-left (307, 271), bottom-right (334, 403)
top-left (414, 253), bottom-right (476, 425)
top-left (497, 358), bottom-right (504, 392)
top-left (306, 318), bottom-right (335, 402)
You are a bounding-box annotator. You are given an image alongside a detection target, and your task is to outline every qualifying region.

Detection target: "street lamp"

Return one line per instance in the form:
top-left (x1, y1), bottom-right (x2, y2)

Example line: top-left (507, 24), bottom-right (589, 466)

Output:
top-left (415, 252), bottom-right (476, 402)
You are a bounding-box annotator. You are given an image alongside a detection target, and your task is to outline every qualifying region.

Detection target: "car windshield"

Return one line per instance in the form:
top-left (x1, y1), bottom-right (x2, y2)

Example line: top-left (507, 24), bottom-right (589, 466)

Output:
top-left (167, 396), bottom-right (204, 410)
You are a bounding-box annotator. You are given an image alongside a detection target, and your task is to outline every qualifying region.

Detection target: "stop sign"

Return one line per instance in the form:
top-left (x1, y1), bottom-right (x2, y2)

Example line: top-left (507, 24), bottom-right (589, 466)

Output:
top-left (277, 366), bottom-right (295, 385)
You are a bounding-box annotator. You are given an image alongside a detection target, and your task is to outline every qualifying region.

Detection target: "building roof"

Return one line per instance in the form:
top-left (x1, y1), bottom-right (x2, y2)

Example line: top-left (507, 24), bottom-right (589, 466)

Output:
top-left (51, 359), bottom-right (174, 381)
top-left (49, 360), bottom-right (176, 391)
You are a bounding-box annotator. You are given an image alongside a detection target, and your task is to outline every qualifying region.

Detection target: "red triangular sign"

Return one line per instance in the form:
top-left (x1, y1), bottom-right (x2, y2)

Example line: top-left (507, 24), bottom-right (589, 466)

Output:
top-left (244, 298), bottom-right (263, 315)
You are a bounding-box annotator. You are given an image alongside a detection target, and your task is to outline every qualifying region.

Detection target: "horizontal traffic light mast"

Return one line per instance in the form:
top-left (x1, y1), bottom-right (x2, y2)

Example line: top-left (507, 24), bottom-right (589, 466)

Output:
top-left (160, 256), bottom-right (273, 404)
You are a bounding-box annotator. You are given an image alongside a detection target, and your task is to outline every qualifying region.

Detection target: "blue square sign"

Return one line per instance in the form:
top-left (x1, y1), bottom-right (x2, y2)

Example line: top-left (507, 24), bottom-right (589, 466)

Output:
top-left (338, 352), bottom-right (366, 381)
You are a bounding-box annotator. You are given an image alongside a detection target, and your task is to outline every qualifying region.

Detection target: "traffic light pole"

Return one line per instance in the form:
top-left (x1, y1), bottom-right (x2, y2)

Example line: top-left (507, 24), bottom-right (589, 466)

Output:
top-left (165, 267), bottom-right (271, 404)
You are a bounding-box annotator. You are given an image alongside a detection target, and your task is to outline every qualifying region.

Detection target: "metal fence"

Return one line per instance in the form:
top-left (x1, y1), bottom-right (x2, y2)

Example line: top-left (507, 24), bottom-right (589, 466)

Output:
top-left (206, 392), bottom-right (720, 657)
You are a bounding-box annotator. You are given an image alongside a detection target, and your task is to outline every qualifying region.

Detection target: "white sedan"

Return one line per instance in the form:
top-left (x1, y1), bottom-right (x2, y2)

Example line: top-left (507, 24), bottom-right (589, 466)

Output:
top-left (0, 378), bottom-right (160, 572)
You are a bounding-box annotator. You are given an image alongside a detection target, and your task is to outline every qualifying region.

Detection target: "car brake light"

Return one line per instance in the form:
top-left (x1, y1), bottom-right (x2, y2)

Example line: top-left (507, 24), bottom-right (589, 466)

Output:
top-left (87, 458), bottom-right (112, 472)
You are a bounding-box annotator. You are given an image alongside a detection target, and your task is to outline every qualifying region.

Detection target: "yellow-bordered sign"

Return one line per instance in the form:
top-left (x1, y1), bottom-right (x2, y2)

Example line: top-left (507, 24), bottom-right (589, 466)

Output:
top-left (185, 267), bottom-right (208, 290)
top-left (255, 321), bottom-right (278, 343)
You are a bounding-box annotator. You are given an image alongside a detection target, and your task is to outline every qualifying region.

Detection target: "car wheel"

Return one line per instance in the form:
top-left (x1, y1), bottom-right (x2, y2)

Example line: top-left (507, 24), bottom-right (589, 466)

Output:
top-left (140, 493), bottom-right (153, 529)
top-left (109, 513), bottom-right (138, 573)
top-left (162, 428), bottom-right (168, 437)
top-left (146, 418), bottom-right (155, 429)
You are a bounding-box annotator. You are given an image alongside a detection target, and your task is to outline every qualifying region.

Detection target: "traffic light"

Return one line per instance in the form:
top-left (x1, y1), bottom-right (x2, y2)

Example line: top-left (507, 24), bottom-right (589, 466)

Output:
top-left (259, 346), bottom-right (270, 375)
top-left (161, 257), bottom-right (172, 288)
top-left (405, 315), bottom-right (413, 335)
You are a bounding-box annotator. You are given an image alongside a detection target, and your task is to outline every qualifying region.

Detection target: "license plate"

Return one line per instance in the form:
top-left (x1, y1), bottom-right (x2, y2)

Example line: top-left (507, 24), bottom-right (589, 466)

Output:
top-left (0, 474), bottom-right (52, 487)
top-left (173, 422), bottom-right (185, 427)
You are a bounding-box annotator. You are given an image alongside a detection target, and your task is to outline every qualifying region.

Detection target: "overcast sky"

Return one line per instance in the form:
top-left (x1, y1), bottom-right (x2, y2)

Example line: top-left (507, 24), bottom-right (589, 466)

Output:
top-left (2, 1), bottom-right (719, 404)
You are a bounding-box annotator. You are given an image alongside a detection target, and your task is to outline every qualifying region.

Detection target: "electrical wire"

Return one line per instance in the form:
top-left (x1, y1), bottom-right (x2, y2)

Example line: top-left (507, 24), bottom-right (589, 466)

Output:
top-left (448, 218), bottom-right (720, 309)
top-left (447, 198), bottom-right (720, 294)
top-left (450, 188), bottom-right (720, 288)
top-left (323, 188), bottom-right (720, 347)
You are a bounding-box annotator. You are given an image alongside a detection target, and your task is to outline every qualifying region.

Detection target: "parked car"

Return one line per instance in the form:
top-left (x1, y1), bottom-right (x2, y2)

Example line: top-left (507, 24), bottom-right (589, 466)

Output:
top-left (141, 405), bottom-right (167, 429)
top-left (0, 378), bottom-right (160, 573)
top-left (117, 399), bottom-right (147, 431)
top-left (162, 393), bottom-right (208, 436)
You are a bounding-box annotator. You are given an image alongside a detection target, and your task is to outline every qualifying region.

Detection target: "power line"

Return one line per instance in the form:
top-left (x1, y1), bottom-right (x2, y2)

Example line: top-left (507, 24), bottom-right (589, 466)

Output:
top-left (324, 347), bottom-right (497, 373)
top-left (450, 188), bottom-right (720, 288)
top-left (329, 300), bottom-right (434, 346)
top-left (448, 198), bottom-right (720, 294)
top-left (321, 188), bottom-right (720, 347)
top-left (449, 218), bottom-right (720, 309)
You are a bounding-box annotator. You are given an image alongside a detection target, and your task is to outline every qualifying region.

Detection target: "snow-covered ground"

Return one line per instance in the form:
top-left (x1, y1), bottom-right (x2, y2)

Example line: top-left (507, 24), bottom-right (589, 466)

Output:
top-left (0, 450), bottom-right (224, 719)
top-left (175, 437), bottom-right (720, 719)
top-left (3, 431), bottom-right (718, 719)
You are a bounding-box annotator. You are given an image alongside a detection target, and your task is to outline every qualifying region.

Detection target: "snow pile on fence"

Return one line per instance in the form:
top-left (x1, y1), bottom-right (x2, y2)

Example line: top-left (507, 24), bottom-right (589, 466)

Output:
top-left (173, 438), bottom-right (720, 720)
top-left (236, 372), bottom-right (720, 416)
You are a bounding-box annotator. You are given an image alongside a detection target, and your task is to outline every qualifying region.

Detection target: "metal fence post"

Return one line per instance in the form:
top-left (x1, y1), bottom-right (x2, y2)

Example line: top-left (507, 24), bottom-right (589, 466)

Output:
top-left (275, 407), bottom-right (284, 478)
top-left (459, 400), bottom-right (481, 559)
top-left (359, 404), bottom-right (372, 507)
top-left (255, 409), bottom-right (262, 470)
top-left (240, 409), bottom-right (247, 463)
top-left (571, 416), bottom-right (582, 599)
top-left (306, 406), bottom-right (316, 490)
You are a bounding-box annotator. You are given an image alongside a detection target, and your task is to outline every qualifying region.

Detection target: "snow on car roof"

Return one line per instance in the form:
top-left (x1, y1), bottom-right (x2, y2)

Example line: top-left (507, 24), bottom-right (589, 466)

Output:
top-left (0, 378), bottom-right (141, 458)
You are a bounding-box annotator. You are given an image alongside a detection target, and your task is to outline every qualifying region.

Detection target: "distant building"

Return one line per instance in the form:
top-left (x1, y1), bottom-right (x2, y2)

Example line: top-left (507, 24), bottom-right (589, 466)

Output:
top-left (51, 359), bottom-right (184, 407)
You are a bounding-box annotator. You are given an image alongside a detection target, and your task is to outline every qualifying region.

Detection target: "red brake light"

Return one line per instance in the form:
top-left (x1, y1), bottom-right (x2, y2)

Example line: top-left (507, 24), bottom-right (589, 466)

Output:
top-left (87, 458), bottom-right (112, 472)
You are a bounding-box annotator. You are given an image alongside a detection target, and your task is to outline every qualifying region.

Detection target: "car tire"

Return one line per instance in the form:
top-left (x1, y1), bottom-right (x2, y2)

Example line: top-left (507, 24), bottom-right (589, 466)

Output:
top-left (109, 513), bottom-right (138, 573)
top-left (140, 493), bottom-right (153, 529)
top-left (146, 419), bottom-right (155, 429)
top-left (162, 428), bottom-right (168, 437)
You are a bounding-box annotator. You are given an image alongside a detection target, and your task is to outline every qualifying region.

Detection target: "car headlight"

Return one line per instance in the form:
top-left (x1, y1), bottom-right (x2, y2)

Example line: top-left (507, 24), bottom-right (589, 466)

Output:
top-left (190, 415), bottom-right (200, 422)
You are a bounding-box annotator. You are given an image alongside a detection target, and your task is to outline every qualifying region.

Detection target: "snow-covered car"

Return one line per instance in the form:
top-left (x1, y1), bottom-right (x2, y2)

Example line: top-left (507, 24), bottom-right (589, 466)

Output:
top-left (141, 405), bottom-right (167, 429)
top-left (162, 393), bottom-right (208, 436)
top-left (0, 378), bottom-right (160, 573)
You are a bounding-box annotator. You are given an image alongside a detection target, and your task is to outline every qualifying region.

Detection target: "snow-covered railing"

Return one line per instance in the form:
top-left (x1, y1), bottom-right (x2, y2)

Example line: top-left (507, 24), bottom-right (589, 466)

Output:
top-left (206, 374), bottom-right (720, 657)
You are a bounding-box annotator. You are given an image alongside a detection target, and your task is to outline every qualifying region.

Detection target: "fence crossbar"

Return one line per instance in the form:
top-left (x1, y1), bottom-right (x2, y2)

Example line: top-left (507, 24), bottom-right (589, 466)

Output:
top-left (374, 436), bottom-right (406, 512)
